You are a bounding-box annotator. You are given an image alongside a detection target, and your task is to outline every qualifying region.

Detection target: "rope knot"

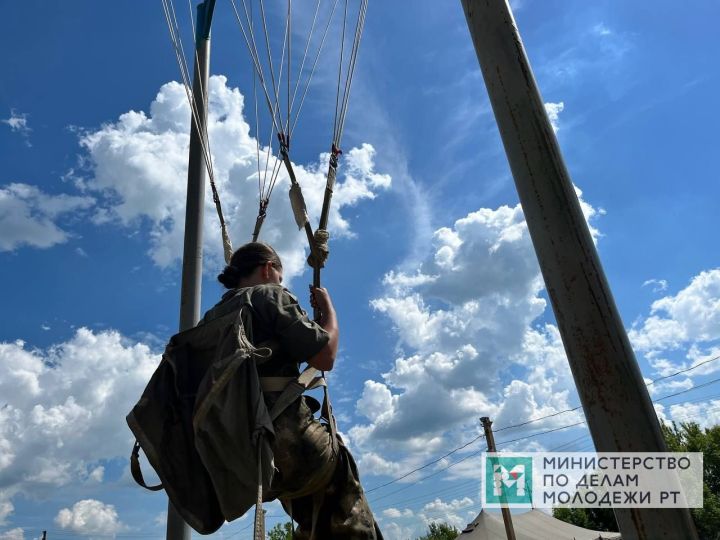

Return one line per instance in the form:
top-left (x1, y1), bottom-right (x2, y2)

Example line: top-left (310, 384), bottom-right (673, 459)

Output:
top-left (307, 229), bottom-right (330, 269)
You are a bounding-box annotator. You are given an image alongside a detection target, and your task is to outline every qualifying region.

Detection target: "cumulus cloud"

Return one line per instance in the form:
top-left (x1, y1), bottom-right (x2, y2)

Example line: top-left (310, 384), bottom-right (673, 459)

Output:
top-left (0, 329), bottom-right (159, 503)
top-left (667, 399), bottom-right (720, 429)
top-left (629, 269), bottom-right (720, 371)
top-left (0, 528), bottom-right (23, 540)
top-left (419, 496), bottom-right (474, 530)
top-left (55, 499), bottom-right (125, 537)
top-left (0, 183), bottom-right (94, 252)
top-left (382, 508), bottom-right (414, 519)
top-left (78, 76), bottom-right (390, 282)
top-left (0, 501), bottom-right (12, 526)
top-left (544, 102), bottom-right (564, 133)
top-left (351, 195), bottom-right (600, 466)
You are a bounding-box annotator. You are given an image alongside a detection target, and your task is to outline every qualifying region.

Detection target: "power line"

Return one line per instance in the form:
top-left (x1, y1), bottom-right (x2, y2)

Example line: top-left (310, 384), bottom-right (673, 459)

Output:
top-left (368, 421), bottom-right (584, 503)
top-left (366, 358), bottom-right (720, 494)
top-left (365, 432), bottom-right (485, 493)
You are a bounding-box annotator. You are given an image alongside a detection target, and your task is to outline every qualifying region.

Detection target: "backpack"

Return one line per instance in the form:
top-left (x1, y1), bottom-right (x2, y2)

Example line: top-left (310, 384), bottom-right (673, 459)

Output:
top-left (127, 291), bottom-right (273, 535)
top-left (127, 289), bottom-right (332, 536)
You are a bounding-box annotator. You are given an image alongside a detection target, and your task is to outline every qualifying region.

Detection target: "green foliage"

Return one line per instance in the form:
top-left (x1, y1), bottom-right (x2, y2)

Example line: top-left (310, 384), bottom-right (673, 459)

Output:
top-left (551, 507), bottom-right (617, 531)
top-left (662, 422), bottom-right (720, 540)
top-left (267, 521), bottom-right (293, 540)
top-left (553, 422), bottom-right (720, 540)
top-left (416, 521), bottom-right (459, 540)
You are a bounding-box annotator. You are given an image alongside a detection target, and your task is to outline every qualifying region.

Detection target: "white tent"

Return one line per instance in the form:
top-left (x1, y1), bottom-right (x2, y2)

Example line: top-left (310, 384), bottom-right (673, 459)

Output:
top-left (458, 509), bottom-right (621, 540)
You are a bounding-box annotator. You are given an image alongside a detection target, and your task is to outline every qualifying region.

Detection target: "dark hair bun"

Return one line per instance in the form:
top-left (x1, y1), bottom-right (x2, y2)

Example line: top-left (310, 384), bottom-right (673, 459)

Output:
top-left (217, 265), bottom-right (241, 289)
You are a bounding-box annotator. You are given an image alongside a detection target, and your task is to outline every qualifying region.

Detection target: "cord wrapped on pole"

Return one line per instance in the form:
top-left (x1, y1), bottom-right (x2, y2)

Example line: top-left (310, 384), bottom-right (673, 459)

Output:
top-left (307, 229), bottom-right (329, 269)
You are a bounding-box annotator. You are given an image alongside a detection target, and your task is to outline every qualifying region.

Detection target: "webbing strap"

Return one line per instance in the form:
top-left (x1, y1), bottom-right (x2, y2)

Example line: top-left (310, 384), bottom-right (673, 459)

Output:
top-left (260, 375), bottom-right (326, 393)
top-left (268, 366), bottom-right (320, 421)
top-left (253, 439), bottom-right (266, 540)
top-left (130, 441), bottom-right (163, 492)
top-left (321, 373), bottom-right (338, 445)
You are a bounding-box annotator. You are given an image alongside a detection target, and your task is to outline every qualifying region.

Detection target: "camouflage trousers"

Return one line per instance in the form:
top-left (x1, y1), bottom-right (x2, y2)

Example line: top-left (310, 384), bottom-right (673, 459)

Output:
top-left (264, 394), bottom-right (383, 540)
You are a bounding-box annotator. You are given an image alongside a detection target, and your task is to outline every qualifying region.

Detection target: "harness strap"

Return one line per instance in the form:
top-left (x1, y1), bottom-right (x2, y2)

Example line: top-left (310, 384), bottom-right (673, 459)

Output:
top-left (130, 441), bottom-right (163, 491)
top-left (321, 373), bottom-right (338, 445)
top-left (253, 439), bottom-right (266, 540)
top-left (260, 375), bottom-right (326, 393)
top-left (268, 366), bottom-right (321, 421)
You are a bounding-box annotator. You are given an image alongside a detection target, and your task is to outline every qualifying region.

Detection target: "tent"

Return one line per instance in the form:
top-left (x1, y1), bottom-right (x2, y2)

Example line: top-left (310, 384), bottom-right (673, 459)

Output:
top-left (458, 509), bottom-right (621, 540)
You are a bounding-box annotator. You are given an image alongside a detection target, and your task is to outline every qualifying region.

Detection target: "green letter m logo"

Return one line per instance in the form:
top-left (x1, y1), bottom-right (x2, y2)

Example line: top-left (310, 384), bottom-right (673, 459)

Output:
top-left (484, 455), bottom-right (532, 505)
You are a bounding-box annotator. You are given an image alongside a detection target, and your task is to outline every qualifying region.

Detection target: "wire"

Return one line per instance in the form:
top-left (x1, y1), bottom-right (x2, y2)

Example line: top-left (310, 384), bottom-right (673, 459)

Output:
top-left (368, 421), bottom-right (585, 504)
top-left (366, 357), bottom-right (720, 494)
top-left (365, 432), bottom-right (486, 493)
top-left (647, 354), bottom-right (720, 385)
top-left (494, 352), bottom-right (720, 434)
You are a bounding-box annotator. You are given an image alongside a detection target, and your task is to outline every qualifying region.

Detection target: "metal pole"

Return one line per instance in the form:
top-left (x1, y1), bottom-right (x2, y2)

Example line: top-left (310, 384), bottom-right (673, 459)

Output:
top-left (481, 417), bottom-right (517, 540)
top-left (168, 1), bottom-right (216, 539)
top-left (461, 2), bottom-right (698, 539)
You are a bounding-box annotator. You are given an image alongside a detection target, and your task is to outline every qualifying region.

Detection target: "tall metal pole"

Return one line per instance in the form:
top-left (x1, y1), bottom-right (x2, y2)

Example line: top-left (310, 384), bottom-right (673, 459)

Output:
top-left (169, 1), bottom-right (216, 539)
top-left (461, 2), bottom-right (698, 539)
top-left (481, 417), bottom-right (517, 540)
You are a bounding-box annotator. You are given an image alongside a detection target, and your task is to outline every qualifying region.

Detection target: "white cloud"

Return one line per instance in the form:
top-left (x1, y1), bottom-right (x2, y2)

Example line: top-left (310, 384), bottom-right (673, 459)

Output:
top-left (351, 194), bottom-right (601, 465)
top-left (0, 329), bottom-right (159, 504)
top-left (154, 511), bottom-right (168, 527)
top-left (2, 111), bottom-right (29, 133)
top-left (379, 521), bottom-right (415, 540)
top-left (630, 269), bottom-right (720, 360)
top-left (593, 23), bottom-right (612, 37)
top-left (0, 183), bottom-right (94, 252)
top-left (78, 76), bottom-right (390, 282)
top-left (668, 400), bottom-right (720, 429)
top-left (88, 466), bottom-right (104, 483)
top-left (544, 102), bottom-right (564, 133)
top-left (382, 508), bottom-right (413, 519)
top-left (2, 110), bottom-right (31, 146)
top-left (0, 500), bottom-right (13, 526)
top-left (55, 499), bottom-right (125, 537)
top-left (419, 497), bottom-right (474, 531)
top-left (642, 278), bottom-right (668, 293)
top-left (0, 528), bottom-right (23, 540)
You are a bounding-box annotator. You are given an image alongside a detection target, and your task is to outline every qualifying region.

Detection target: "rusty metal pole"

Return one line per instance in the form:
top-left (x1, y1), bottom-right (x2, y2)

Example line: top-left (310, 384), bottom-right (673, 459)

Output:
top-left (481, 417), bottom-right (517, 540)
top-left (461, 1), bottom-right (698, 539)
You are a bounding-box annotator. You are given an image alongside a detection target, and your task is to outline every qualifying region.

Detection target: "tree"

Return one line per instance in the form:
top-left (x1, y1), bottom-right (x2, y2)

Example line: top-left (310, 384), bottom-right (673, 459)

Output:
top-left (662, 422), bottom-right (720, 540)
top-left (552, 507), bottom-right (616, 531)
top-left (553, 422), bottom-right (720, 540)
top-left (267, 521), bottom-right (293, 540)
top-left (416, 521), bottom-right (459, 540)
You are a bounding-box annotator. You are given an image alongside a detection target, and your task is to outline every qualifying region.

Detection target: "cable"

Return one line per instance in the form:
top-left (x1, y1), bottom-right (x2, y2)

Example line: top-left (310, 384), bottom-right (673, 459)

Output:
top-left (366, 364), bottom-right (720, 494)
top-left (365, 432), bottom-right (486, 493)
top-left (494, 352), bottom-right (720, 434)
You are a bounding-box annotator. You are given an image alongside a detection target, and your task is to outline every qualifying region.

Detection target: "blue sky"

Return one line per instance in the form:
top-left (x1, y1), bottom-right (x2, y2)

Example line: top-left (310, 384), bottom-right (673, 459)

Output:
top-left (1, 0), bottom-right (719, 538)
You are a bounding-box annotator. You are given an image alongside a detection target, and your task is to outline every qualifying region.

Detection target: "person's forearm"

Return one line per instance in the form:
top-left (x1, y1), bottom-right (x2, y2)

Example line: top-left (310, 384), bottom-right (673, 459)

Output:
top-left (319, 304), bottom-right (339, 360)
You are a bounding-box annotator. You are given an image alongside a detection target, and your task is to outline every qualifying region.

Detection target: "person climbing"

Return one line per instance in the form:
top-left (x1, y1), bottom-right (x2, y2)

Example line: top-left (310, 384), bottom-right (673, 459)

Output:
top-left (203, 241), bottom-right (383, 540)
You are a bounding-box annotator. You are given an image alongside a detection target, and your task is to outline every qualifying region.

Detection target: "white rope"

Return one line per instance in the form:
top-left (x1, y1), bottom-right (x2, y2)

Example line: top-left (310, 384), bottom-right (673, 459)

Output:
top-left (161, 0), bottom-right (233, 262)
top-left (289, 0), bottom-right (342, 137)
top-left (230, 0), bottom-right (283, 134)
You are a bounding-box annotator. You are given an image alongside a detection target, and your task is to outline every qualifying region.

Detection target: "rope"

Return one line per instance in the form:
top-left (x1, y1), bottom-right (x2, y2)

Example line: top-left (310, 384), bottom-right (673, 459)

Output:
top-left (289, 0), bottom-right (342, 137)
top-left (333, 0), bottom-right (349, 145)
top-left (161, 0), bottom-right (233, 262)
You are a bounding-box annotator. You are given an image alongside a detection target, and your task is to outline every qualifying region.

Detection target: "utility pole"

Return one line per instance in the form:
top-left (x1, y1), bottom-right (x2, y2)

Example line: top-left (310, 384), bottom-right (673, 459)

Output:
top-left (169, 1), bottom-right (216, 539)
top-left (461, 2), bottom-right (698, 539)
top-left (481, 417), bottom-right (517, 540)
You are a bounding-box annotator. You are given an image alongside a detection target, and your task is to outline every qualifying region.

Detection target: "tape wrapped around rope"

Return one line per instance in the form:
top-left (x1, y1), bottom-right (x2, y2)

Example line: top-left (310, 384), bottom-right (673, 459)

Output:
top-left (307, 229), bottom-right (330, 269)
top-left (289, 183), bottom-right (309, 230)
top-left (222, 226), bottom-right (234, 264)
